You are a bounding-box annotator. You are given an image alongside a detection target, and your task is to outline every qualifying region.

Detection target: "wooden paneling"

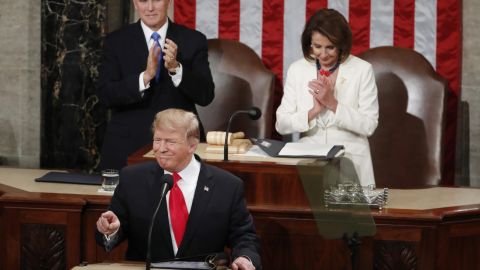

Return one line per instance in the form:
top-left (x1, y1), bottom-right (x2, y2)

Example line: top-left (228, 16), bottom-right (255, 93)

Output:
top-left (0, 193), bottom-right (84, 270)
top-left (126, 147), bottom-right (480, 270)
top-left (1, 155), bottom-right (480, 269)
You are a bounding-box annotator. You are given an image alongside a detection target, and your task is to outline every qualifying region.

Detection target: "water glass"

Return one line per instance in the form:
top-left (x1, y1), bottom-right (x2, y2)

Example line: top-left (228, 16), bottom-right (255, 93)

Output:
top-left (101, 169), bottom-right (119, 192)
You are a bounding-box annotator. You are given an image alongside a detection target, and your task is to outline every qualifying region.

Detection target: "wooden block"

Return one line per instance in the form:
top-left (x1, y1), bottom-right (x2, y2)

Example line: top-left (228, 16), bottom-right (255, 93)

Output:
top-left (205, 139), bottom-right (252, 154)
top-left (206, 131), bottom-right (245, 145)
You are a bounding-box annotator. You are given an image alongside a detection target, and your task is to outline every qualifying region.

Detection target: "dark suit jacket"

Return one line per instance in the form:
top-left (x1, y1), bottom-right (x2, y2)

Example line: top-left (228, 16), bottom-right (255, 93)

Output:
top-left (97, 20), bottom-right (215, 170)
top-left (95, 158), bottom-right (261, 269)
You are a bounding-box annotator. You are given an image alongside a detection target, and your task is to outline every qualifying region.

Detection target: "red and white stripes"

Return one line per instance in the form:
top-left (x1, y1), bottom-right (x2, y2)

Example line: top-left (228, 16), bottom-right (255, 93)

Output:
top-left (172, 0), bottom-right (462, 184)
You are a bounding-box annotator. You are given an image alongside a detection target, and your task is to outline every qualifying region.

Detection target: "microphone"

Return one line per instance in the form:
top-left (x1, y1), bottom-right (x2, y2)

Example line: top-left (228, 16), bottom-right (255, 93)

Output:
top-left (146, 174), bottom-right (174, 270)
top-left (224, 106), bottom-right (262, 161)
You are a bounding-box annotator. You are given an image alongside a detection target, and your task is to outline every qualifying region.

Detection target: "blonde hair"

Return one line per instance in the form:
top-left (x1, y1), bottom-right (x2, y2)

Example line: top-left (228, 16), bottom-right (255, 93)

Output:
top-left (151, 109), bottom-right (200, 144)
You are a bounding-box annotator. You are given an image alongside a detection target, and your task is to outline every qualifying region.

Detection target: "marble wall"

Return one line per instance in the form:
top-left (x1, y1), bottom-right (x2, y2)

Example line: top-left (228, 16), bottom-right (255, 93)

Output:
top-left (0, 0), bottom-right (41, 167)
top-left (40, 0), bottom-right (107, 171)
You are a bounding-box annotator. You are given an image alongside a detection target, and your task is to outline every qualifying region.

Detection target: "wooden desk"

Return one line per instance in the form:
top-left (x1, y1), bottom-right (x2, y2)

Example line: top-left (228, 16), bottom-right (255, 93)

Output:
top-left (71, 261), bottom-right (143, 270)
top-left (0, 168), bottom-right (127, 270)
top-left (1, 152), bottom-right (480, 270)
top-left (130, 145), bottom-right (480, 270)
top-left (71, 261), bottom-right (228, 270)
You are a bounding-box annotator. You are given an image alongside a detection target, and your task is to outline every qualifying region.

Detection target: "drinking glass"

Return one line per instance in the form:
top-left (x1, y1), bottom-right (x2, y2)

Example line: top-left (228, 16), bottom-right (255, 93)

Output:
top-left (101, 169), bottom-right (119, 192)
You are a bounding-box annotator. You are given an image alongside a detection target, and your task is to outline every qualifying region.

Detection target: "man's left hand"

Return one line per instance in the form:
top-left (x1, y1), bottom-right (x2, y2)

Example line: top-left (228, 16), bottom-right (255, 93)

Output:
top-left (231, 256), bottom-right (255, 270)
top-left (163, 38), bottom-right (179, 72)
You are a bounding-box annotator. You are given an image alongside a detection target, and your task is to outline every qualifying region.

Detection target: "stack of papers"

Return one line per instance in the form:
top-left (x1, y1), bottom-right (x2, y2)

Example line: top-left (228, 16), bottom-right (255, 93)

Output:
top-left (251, 138), bottom-right (344, 159)
top-left (279, 142), bottom-right (343, 157)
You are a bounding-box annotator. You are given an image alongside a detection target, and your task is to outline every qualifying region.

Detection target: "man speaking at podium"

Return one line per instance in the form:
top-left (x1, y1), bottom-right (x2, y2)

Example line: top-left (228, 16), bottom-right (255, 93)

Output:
top-left (96, 109), bottom-right (261, 270)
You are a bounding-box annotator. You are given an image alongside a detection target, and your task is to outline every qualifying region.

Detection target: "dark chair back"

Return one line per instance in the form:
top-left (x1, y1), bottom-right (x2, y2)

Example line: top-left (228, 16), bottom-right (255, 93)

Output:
top-left (197, 39), bottom-right (275, 139)
top-left (359, 46), bottom-right (447, 188)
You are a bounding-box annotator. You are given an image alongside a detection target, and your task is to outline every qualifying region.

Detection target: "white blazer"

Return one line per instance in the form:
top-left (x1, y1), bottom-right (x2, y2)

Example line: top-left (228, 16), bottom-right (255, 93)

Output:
top-left (276, 55), bottom-right (379, 186)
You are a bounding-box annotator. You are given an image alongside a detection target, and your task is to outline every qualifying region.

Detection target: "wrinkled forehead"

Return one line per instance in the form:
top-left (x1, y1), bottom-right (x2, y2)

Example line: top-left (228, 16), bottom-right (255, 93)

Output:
top-left (153, 126), bottom-right (187, 140)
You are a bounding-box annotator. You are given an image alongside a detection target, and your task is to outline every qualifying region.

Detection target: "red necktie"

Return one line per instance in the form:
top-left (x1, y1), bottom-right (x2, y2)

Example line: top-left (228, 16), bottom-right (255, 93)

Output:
top-left (169, 172), bottom-right (189, 247)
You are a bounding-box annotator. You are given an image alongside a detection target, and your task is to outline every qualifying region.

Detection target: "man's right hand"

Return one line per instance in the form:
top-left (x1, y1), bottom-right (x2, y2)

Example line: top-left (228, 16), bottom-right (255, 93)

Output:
top-left (96, 210), bottom-right (120, 235)
top-left (143, 44), bottom-right (162, 85)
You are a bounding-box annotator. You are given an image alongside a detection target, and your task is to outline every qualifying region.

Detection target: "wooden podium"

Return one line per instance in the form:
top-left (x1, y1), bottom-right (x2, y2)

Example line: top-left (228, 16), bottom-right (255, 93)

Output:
top-left (1, 145), bottom-right (480, 269)
top-left (127, 144), bottom-right (480, 270)
top-left (71, 261), bottom-right (226, 270)
top-left (71, 262), bottom-right (143, 270)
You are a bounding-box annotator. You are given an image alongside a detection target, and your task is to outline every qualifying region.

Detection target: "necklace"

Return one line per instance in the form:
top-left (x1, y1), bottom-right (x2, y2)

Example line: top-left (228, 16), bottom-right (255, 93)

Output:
top-left (316, 59), bottom-right (340, 77)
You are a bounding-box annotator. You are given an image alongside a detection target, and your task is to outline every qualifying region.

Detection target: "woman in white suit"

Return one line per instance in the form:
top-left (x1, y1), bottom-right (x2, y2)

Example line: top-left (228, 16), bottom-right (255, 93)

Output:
top-left (276, 9), bottom-right (379, 186)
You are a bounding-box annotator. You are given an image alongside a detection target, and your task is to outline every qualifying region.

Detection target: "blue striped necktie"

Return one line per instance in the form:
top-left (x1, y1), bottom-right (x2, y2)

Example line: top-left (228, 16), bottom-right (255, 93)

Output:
top-left (151, 32), bottom-right (163, 82)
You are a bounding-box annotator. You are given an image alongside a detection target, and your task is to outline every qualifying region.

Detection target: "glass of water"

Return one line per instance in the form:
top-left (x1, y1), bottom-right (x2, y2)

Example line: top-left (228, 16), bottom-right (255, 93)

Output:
top-left (101, 169), bottom-right (119, 192)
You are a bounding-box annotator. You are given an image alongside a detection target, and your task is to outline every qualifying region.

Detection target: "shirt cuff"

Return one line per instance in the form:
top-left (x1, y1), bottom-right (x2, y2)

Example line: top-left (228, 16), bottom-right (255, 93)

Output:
top-left (139, 72), bottom-right (149, 96)
top-left (169, 63), bottom-right (183, 87)
top-left (103, 228), bottom-right (119, 252)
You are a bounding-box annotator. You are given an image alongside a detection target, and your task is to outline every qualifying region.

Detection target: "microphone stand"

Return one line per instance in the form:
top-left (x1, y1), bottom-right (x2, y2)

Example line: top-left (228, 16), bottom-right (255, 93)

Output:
top-left (223, 107), bottom-right (261, 161)
top-left (223, 111), bottom-right (241, 161)
top-left (146, 176), bottom-right (173, 270)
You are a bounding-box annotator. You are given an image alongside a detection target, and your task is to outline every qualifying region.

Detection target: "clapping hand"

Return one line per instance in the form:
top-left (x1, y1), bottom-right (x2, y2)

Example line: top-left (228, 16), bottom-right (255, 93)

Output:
top-left (163, 38), bottom-right (180, 72)
top-left (308, 76), bottom-right (338, 112)
top-left (144, 44), bottom-right (162, 85)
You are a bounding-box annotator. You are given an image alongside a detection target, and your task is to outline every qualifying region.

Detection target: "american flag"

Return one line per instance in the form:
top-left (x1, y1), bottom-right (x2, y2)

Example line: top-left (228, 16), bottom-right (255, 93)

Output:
top-left (172, 0), bottom-right (462, 184)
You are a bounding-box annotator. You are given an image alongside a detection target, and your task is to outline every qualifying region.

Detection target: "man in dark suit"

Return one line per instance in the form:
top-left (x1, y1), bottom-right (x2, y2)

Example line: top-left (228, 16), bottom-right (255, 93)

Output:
top-left (96, 109), bottom-right (261, 270)
top-left (97, 0), bottom-right (214, 170)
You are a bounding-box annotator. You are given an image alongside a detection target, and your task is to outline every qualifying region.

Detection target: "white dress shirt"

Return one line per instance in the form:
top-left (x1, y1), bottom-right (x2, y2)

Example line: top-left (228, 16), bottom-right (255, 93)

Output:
top-left (164, 155), bottom-right (201, 255)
